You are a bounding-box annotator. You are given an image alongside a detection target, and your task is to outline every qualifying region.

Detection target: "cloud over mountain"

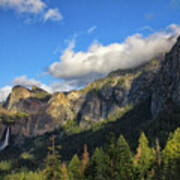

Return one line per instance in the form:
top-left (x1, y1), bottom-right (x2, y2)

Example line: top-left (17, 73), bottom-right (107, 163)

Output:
top-left (0, 86), bottom-right (12, 102)
top-left (0, 76), bottom-right (78, 102)
top-left (48, 24), bottom-right (180, 87)
top-left (13, 75), bottom-right (52, 93)
top-left (1, 24), bottom-right (180, 102)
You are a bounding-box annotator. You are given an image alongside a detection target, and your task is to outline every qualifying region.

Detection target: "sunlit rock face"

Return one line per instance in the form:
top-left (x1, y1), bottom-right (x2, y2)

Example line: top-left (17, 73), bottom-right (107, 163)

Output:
top-left (1, 36), bottom-right (180, 145)
top-left (4, 86), bottom-right (31, 112)
top-left (0, 59), bottom-right (161, 142)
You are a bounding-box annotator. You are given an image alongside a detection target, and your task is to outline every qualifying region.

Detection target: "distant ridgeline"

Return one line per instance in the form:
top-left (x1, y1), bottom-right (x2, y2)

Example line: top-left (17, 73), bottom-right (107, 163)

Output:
top-left (0, 37), bottom-right (180, 179)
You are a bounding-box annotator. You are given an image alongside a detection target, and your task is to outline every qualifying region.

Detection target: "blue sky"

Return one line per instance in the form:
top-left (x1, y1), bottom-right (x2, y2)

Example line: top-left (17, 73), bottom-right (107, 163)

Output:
top-left (0, 0), bottom-right (180, 101)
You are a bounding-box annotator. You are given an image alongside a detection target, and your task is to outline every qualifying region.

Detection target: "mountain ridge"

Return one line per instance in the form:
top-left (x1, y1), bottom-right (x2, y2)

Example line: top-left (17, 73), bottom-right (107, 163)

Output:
top-left (0, 36), bottom-right (179, 149)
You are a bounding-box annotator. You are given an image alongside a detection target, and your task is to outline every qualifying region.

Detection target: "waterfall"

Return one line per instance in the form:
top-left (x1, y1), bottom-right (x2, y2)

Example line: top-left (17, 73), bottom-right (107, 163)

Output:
top-left (0, 127), bottom-right (10, 151)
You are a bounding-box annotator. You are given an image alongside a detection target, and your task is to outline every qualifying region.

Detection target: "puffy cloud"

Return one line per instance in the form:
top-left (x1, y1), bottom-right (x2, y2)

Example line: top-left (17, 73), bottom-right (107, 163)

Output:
top-left (48, 24), bottom-right (180, 87)
top-left (13, 75), bottom-right (52, 93)
top-left (0, 0), bottom-right (45, 13)
top-left (13, 75), bottom-right (75, 93)
top-left (0, 75), bottom-right (81, 102)
top-left (87, 26), bottom-right (97, 34)
top-left (0, 0), bottom-right (63, 22)
top-left (0, 86), bottom-right (12, 102)
top-left (0, 80), bottom-right (77, 103)
top-left (50, 81), bottom-right (76, 92)
top-left (44, 8), bottom-right (63, 22)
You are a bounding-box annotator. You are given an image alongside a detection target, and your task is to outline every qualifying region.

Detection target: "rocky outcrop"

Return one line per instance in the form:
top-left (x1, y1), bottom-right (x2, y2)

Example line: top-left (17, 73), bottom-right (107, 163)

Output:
top-left (151, 36), bottom-right (180, 118)
top-left (1, 58), bottom-right (161, 140)
top-left (1, 36), bottom-right (180, 143)
top-left (4, 86), bottom-right (31, 111)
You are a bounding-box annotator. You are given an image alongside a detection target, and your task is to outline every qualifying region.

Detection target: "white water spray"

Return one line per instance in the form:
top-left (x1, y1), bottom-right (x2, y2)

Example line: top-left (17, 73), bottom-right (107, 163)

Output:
top-left (0, 127), bottom-right (10, 151)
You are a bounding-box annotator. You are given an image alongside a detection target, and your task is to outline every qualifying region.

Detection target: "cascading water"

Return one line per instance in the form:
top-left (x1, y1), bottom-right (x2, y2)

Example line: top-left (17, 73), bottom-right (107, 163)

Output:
top-left (0, 127), bottom-right (10, 151)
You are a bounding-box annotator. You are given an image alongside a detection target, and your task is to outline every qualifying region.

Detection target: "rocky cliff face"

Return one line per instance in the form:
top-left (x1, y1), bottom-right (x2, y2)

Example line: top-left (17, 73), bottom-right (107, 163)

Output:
top-left (151, 36), bottom-right (180, 117)
top-left (1, 36), bottom-right (180, 143)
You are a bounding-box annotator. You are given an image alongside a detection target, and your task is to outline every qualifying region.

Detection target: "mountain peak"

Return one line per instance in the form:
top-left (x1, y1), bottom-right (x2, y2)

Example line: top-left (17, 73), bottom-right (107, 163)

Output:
top-left (31, 86), bottom-right (47, 93)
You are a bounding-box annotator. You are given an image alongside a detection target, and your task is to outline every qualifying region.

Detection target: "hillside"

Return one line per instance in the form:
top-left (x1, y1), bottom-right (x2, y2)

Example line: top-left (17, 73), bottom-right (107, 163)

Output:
top-left (0, 36), bottom-right (180, 178)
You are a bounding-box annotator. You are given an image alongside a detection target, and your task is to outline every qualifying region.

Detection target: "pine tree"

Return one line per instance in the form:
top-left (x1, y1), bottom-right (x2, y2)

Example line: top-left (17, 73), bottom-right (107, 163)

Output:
top-left (162, 128), bottom-right (180, 180)
top-left (115, 135), bottom-right (134, 180)
top-left (43, 136), bottom-right (62, 180)
top-left (153, 138), bottom-right (162, 180)
top-left (85, 147), bottom-right (111, 180)
top-left (68, 154), bottom-right (81, 180)
top-left (106, 132), bottom-right (116, 160)
top-left (105, 132), bottom-right (117, 179)
top-left (134, 132), bottom-right (155, 180)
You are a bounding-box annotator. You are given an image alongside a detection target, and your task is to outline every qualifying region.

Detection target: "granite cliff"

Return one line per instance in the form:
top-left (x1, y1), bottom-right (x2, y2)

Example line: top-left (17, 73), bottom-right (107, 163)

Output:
top-left (0, 36), bottom-right (180, 146)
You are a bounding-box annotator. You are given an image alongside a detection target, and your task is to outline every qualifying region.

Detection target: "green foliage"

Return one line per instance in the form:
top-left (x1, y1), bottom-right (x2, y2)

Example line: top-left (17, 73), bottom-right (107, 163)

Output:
top-left (3, 127), bottom-right (180, 180)
top-left (107, 104), bottom-right (133, 122)
top-left (31, 87), bottom-right (51, 101)
top-left (62, 120), bottom-right (81, 134)
top-left (115, 135), bottom-right (134, 180)
top-left (4, 170), bottom-right (45, 180)
top-left (0, 161), bottom-right (12, 171)
top-left (0, 111), bottom-right (29, 124)
top-left (85, 147), bottom-right (111, 180)
top-left (15, 111), bottom-right (29, 119)
top-left (117, 78), bottom-right (125, 86)
top-left (20, 152), bottom-right (34, 160)
top-left (43, 136), bottom-right (62, 180)
top-left (134, 132), bottom-right (155, 180)
top-left (68, 154), bottom-right (81, 180)
top-left (162, 128), bottom-right (180, 180)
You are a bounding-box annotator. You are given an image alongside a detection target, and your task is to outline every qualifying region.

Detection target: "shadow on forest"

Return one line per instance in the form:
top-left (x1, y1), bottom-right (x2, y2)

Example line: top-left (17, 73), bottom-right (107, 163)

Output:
top-left (1, 95), bottom-right (180, 172)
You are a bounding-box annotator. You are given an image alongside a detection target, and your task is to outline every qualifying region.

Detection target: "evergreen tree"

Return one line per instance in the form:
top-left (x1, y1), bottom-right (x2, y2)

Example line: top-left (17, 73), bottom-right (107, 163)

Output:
top-left (43, 136), bottom-right (62, 180)
top-left (162, 128), bottom-right (180, 180)
top-left (106, 132), bottom-right (116, 160)
top-left (153, 138), bottom-right (162, 180)
top-left (105, 132), bottom-right (117, 179)
top-left (68, 154), bottom-right (81, 180)
top-left (115, 135), bottom-right (134, 180)
top-left (134, 132), bottom-right (155, 180)
top-left (85, 147), bottom-right (111, 180)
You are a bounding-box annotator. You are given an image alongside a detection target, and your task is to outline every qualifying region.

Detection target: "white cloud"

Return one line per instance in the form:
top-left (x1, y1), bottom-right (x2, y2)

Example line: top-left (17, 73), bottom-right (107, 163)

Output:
top-left (0, 86), bottom-right (12, 102)
top-left (87, 26), bottom-right (97, 34)
top-left (48, 24), bottom-right (180, 87)
top-left (44, 8), bottom-right (63, 22)
top-left (13, 75), bottom-right (52, 93)
top-left (13, 75), bottom-right (75, 93)
top-left (50, 81), bottom-right (76, 92)
top-left (0, 0), bottom-right (63, 22)
top-left (0, 0), bottom-right (45, 13)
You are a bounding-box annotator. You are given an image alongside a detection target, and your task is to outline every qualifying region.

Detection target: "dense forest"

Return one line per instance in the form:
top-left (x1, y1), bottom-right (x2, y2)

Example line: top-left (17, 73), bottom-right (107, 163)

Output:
top-left (1, 32), bottom-right (180, 180)
top-left (0, 126), bottom-right (179, 180)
